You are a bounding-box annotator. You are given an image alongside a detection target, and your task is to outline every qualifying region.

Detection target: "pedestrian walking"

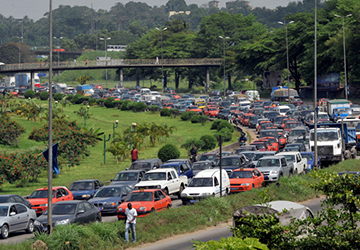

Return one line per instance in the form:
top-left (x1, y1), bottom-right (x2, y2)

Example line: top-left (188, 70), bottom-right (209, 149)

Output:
top-left (85, 58), bottom-right (88, 66)
top-left (131, 146), bottom-right (138, 162)
top-left (155, 57), bottom-right (159, 64)
top-left (2, 88), bottom-right (6, 99)
top-left (74, 59), bottom-right (76, 66)
top-left (125, 203), bottom-right (137, 243)
top-left (40, 60), bottom-right (43, 68)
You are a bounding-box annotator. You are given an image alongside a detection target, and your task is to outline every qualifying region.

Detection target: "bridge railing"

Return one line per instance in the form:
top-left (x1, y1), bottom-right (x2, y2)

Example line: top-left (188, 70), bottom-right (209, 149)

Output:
top-left (0, 58), bottom-right (223, 71)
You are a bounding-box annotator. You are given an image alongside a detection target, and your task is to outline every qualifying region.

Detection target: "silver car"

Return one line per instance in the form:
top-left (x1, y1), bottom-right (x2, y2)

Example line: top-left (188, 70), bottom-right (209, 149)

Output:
top-left (0, 203), bottom-right (36, 239)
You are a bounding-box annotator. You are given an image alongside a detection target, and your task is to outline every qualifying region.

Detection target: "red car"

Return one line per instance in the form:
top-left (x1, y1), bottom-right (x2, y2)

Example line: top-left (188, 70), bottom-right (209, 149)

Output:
top-left (229, 168), bottom-right (264, 193)
top-left (291, 98), bottom-right (304, 106)
top-left (28, 186), bottom-right (73, 215)
top-left (117, 189), bottom-right (171, 219)
top-left (186, 105), bottom-right (202, 114)
top-left (250, 141), bottom-right (268, 151)
top-left (259, 137), bottom-right (279, 152)
top-left (203, 106), bottom-right (219, 117)
top-left (277, 132), bottom-right (287, 148)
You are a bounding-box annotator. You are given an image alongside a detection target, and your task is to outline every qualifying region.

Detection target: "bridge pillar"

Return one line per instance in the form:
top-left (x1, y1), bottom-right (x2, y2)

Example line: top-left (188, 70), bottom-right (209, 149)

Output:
top-left (205, 67), bottom-right (210, 93)
top-left (30, 72), bottom-right (35, 91)
top-left (119, 68), bottom-right (123, 88)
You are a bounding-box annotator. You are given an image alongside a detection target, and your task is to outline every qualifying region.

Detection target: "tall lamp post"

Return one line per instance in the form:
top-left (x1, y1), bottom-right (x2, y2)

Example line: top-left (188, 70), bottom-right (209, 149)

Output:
top-left (219, 36), bottom-right (229, 97)
top-left (17, 36), bottom-right (23, 69)
top-left (113, 120), bottom-right (119, 141)
top-left (334, 14), bottom-right (352, 100)
top-left (156, 27), bottom-right (167, 94)
top-left (129, 123), bottom-right (137, 149)
top-left (84, 105), bottom-right (90, 128)
top-left (53, 36), bottom-right (63, 83)
top-left (100, 37), bottom-right (111, 88)
top-left (314, 0), bottom-right (318, 169)
top-left (278, 21), bottom-right (294, 104)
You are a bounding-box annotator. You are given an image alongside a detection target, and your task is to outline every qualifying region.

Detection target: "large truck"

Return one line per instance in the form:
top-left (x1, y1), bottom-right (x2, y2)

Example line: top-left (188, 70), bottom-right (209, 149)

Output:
top-left (76, 85), bottom-right (94, 96)
top-left (309, 123), bottom-right (357, 164)
top-left (327, 99), bottom-right (351, 121)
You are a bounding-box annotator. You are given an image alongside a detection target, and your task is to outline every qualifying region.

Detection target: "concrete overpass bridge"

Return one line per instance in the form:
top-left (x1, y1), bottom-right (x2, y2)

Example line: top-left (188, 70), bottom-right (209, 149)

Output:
top-left (0, 58), bottom-right (222, 90)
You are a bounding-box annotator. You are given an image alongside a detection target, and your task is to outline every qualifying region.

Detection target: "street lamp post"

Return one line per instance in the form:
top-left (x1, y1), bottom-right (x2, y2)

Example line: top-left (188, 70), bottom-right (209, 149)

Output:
top-left (53, 36), bottom-right (63, 83)
top-left (219, 36), bottom-right (229, 97)
top-left (113, 120), bottom-right (119, 141)
top-left (129, 123), bottom-right (137, 149)
top-left (84, 105), bottom-right (90, 128)
top-left (17, 36), bottom-right (22, 69)
top-left (100, 37), bottom-right (111, 88)
top-left (103, 134), bottom-right (111, 165)
top-left (334, 14), bottom-right (352, 100)
top-left (278, 21), bottom-right (294, 104)
top-left (156, 27), bottom-right (167, 94)
top-left (314, 0), bottom-right (318, 169)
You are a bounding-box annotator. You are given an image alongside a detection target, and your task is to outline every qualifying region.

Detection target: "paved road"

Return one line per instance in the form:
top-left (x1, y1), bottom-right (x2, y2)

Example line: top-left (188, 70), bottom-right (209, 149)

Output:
top-left (130, 197), bottom-right (325, 250)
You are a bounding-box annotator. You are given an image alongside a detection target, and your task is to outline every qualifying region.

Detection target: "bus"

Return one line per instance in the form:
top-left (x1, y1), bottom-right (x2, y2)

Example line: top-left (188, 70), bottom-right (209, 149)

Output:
top-left (107, 45), bottom-right (127, 52)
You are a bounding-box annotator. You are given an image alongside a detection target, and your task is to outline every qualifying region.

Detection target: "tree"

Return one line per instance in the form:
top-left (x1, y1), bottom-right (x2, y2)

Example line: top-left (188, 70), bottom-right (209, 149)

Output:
top-left (76, 75), bottom-right (91, 85)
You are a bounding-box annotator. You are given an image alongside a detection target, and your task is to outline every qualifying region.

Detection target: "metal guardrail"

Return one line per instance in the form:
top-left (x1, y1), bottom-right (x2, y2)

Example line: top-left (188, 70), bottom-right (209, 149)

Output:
top-left (0, 58), bottom-right (223, 72)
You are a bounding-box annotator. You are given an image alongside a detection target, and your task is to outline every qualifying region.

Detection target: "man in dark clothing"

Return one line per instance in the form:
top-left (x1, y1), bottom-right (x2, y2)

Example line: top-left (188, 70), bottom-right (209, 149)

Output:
top-left (189, 145), bottom-right (197, 163)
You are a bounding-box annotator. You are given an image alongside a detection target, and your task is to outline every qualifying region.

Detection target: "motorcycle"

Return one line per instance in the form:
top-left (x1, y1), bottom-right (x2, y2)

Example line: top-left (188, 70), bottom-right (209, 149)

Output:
top-left (189, 154), bottom-right (197, 163)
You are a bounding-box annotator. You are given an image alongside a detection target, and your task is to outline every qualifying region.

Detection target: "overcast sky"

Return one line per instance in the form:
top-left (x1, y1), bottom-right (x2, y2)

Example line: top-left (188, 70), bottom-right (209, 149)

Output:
top-left (1, 0), bottom-right (294, 20)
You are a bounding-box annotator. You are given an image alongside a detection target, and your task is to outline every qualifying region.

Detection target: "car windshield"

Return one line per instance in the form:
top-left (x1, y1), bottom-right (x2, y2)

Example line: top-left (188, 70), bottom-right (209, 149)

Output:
top-left (302, 154), bottom-right (314, 161)
top-left (199, 155), bottom-right (217, 161)
top-left (334, 108), bottom-right (350, 114)
top-left (69, 181), bottom-right (93, 191)
top-left (142, 173), bottom-right (166, 181)
top-left (189, 178), bottom-right (213, 187)
top-left (257, 159), bottom-right (279, 167)
top-left (221, 157), bottom-right (241, 166)
top-left (130, 162), bottom-right (151, 170)
top-left (94, 187), bottom-right (122, 197)
top-left (192, 163), bottom-right (212, 170)
top-left (0, 197), bottom-right (9, 203)
top-left (230, 171), bottom-right (252, 178)
top-left (50, 204), bottom-right (77, 215)
top-left (260, 131), bottom-right (277, 138)
top-left (318, 114), bottom-right (329, 120)
top-left (242, 152), bottom-right (256, 160)
top-left (29, 190), bottom-right (55, 199)
top-left (189, 106), bottom-right (199, 110)
top-left (285, 123), bottom-right (300, 129)
top-left (0, 206), bottom-right (8, 216)
top-left (113, 172), bottom-right (138, 182)
top-left (125, 192), bottom-right (153, 202)
top-left (289, 130), bottom-right (306, 136)
top-left (274, 117), bottom-right (287, 123)
top-left (282, 155), bottom-right (295, 162)
top-left (280, 109), bottom-right (289, 113)
top-left (310, 131), bottom-right (338, 141)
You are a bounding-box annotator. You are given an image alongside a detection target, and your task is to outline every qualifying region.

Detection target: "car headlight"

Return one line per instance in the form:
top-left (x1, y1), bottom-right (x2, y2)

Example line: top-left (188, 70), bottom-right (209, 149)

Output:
top-left (55, 219), bottom-right (70, 226)
top-left (107, 202), bottom-right (116, 207)
top-left (39, 204), bottom-right (48, 207)
top-left (306, 164), bottom-right (312, 169)
top-left (34, 220), bottom-right (42, 226)
top-left (156, 185), bottom-right (161, 189)
top-left (139, 207), bottom-right (147, 211)
top-left (202, 193), bottom-right (211, 196)
top-left (181, 193), bottom-right (188, 197)
top-left (270, 170), bottom-right (279, 174)
top-left (82, 194), bottom-right (91, 198)
top-left (241, 183), bottom-right (250, 186)
top-left (118, 207), bottom-right (123, 212)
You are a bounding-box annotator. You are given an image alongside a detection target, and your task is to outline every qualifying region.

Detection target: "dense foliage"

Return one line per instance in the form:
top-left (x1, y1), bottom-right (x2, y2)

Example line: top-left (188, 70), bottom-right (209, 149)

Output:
top-left (0, 114), bottom-right (25, 146)
top-left (199, 135), bottom-right (217, 150)
top-left (157, 144), bottom-right (180, 162)
top-left (160, 108), bottom-right (171, 117)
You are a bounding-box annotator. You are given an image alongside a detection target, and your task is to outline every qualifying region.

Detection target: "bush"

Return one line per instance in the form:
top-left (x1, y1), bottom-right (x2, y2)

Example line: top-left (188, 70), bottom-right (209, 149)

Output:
top-left (158, 144), bottom-right (180, 162)
top-left (160, 108), bottom-right (171, 117)
top-left (191, 115), bottom-right (200, 123)
top-left (0, 114), bottom-right (25, 146)
top-left (133, 102), bottom-right (147, 112)
top-left (180, 111), bottom-right (197, 121)
top-left (217, 120), bottom-right (234, 133)
top-left (70, 94), bottom-right (83, 104)
top-left (39, 91), bottom-right (49, 100)
top-left (66, 95), bottom-right (74, 101)
top-left (199, 115), bottom-right (209, 126)
top-left (88, 98), bottom-right (97, 106)
top-left (24, 90), bottom-right (35, 99)
top-left (181, 138), bottom-right (205, 151)
top-left (113, 100), bottom-right (124, 109)
top-left (210, 120), bottom-right (222, 130)
top-left (214, 127), bottom-right (232, 142)
top-left (148, 105), bottom-right (161, 113)
top-left (120, 100), bottom-right (132, 111)
top-left (149, 85), bottom-right (158, 91)
top-left (78, 96), bottom-right (90, 104)
top-left (199, 135), bottom-right (217, 151)
top-left (104, 97), bottom-right (115, 108)
top-left (171, 109), bottom-right (180, 118)
top-left (53, 93), bottom-right (64, 101)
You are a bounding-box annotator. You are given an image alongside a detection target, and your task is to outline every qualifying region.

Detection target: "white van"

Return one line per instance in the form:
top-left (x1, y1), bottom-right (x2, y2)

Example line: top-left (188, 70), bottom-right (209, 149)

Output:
top-left (140, 88), bottom-right (151, 95)
top-left (276, 105), bottom-right (290, 116)
top-left (245, 90), bottom-right (260, 101)
top-left (180, 169), bottom-right (230, 205)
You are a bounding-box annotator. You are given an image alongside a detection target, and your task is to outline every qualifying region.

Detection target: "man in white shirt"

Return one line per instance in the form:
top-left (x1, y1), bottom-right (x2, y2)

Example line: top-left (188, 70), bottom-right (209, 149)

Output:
top-left (125, 203), bottom-right (138, 242)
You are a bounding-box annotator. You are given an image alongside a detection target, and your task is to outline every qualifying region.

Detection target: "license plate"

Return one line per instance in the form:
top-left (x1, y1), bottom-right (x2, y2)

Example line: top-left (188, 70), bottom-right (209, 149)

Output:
top-left (99, 207), bottom-right (103, 210)
top-left (264, 176), bottom-right (269, 180)
top-left (231, 188), bottom-right (238, 190)
top-left (190, 200), bottom-right (198, 203)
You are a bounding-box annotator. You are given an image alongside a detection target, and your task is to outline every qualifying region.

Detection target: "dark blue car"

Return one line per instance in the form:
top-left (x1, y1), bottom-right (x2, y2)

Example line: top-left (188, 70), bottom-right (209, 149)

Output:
top-left (159, 161), bottom-right (194, 180)
top-left (300, 152), bottom-right (321, 172)
top-left (69, 179), bottom-right (104, 200)
top-left (88, 185), bottom-right (132, 214)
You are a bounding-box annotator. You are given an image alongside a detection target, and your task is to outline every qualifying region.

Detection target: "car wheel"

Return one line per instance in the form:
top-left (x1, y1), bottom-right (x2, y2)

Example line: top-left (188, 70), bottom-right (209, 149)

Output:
top-left (26, 219), bottom-right (34, 234)
top-left (177, 185), bottom-right (184, 199)
top-left (252, 184), bottom-right (255, 189)
top-left (1, 224), bottom-right (9, 239)
top-left (167, 204), bottom-right (171, 210)
top-left (294, 169), bottom-right (298, 175)
top-left (164, 188), bottom-right (169, 196)
top-left (151, 208), bottom-right (155, 213)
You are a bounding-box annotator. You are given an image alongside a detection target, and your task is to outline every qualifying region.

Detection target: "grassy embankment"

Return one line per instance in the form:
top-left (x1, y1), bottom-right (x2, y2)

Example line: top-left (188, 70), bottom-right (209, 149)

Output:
top-left (0, 100), bottom-right (241, 196)
top-left (4, 159), bottom-right (360, 250)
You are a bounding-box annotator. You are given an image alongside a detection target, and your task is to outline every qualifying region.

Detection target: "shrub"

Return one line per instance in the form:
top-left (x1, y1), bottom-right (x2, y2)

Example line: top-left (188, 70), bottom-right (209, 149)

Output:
top-left (217, 120), bottom-right (234, 133)
top-left (191, 115), bottom-right (200, 123)
top-left (53, 93), bottom-right (64, 101)
top-left (133, 102), bottom-right (147, 112)
top-left (0, 114), bottom-right (25, 146)
top-left (210, 120), bottom-right (222, 130)
top-left (199, 135), bottom-right (217, 150)
top-left (181, 138), bottom-right (205, 151)
top-left (88, 98), bottom-right (97, 106)
top-left (70, 94), bottom-right (83, 104)
top-left (149, 85), bottom-right (158, 91)
top-left (78, 96), bottom-right (90, 104)
top-left (66, 95), bottom-right (74, 101)
top-left (148, 105), bottom-right (161, 113)
top-left (104, 97), bottom-right (115, 108)
top-left (24, 90), bottom-right (35, 99)
top-left (170, 109), bottom-right (180, 118)
top-left (158, 144), bottom-right (180, 162)
top-left (180, 111), bottom-right (197, 121)
top-left (39, 91), bottom-right (49, 100)
top-left (214, 127), bottom-right (232, 142)
top-left (113, 100), bottom-right (124, 109)
top-left (120, 100), bottom-right (132, 110)
top-left (199, 115), bottom-right (209, 126)
top-left (160, 108), bottom-right (171, 117)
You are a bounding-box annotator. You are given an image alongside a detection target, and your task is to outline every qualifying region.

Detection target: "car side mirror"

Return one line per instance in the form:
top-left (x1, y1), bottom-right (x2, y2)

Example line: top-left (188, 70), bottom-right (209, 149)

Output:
top-left (77, 209), bottom-right (85, 214)
top-left (10, 212), bottom-right (16, 216)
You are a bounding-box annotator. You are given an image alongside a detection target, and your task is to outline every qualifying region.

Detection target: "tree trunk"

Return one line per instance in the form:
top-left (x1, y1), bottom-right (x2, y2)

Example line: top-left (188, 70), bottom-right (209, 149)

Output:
top-left (227, 72), bottom-right (232, 90)
top-left (164, 71), bottom-right (168, 88)
top-left (175, 70), bottom-right (180, 90)
top-left (136, 75), bottom-right (140, 86)
top-left (290, 56), bottom-right (301, 93)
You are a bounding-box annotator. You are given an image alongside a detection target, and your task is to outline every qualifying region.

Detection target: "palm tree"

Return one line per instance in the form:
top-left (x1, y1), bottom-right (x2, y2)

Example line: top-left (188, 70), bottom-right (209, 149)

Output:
top-left (17, 99), bottom-right (46, 122)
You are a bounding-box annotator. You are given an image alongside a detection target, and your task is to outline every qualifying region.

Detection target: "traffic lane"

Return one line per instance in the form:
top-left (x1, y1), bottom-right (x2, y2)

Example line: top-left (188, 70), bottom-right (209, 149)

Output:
top-left (0, 231), bottom-right (34, 245)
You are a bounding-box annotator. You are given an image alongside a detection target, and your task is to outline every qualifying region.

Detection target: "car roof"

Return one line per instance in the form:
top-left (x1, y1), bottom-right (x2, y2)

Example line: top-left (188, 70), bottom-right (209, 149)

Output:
top-left (54, 200), bottom-right (85, 205)
top-left (277, 152), bottom-right (298, 155)
top-left (35, 186), bottom-right (68, 191)
top-left (259, 156), bottom-right (284, 159)
top-left (71, 179), bottom-right (98, 183)
top-left (146, 168), bottom-right (175, 173)
top-left (0, 202), bottom-right (27, 206)
top-left (117, 170), bottom-right (143, 173)
top-left (194, 169), bottom-right (220, 177)
top-left (232, 168), bottom-right (256, 172)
